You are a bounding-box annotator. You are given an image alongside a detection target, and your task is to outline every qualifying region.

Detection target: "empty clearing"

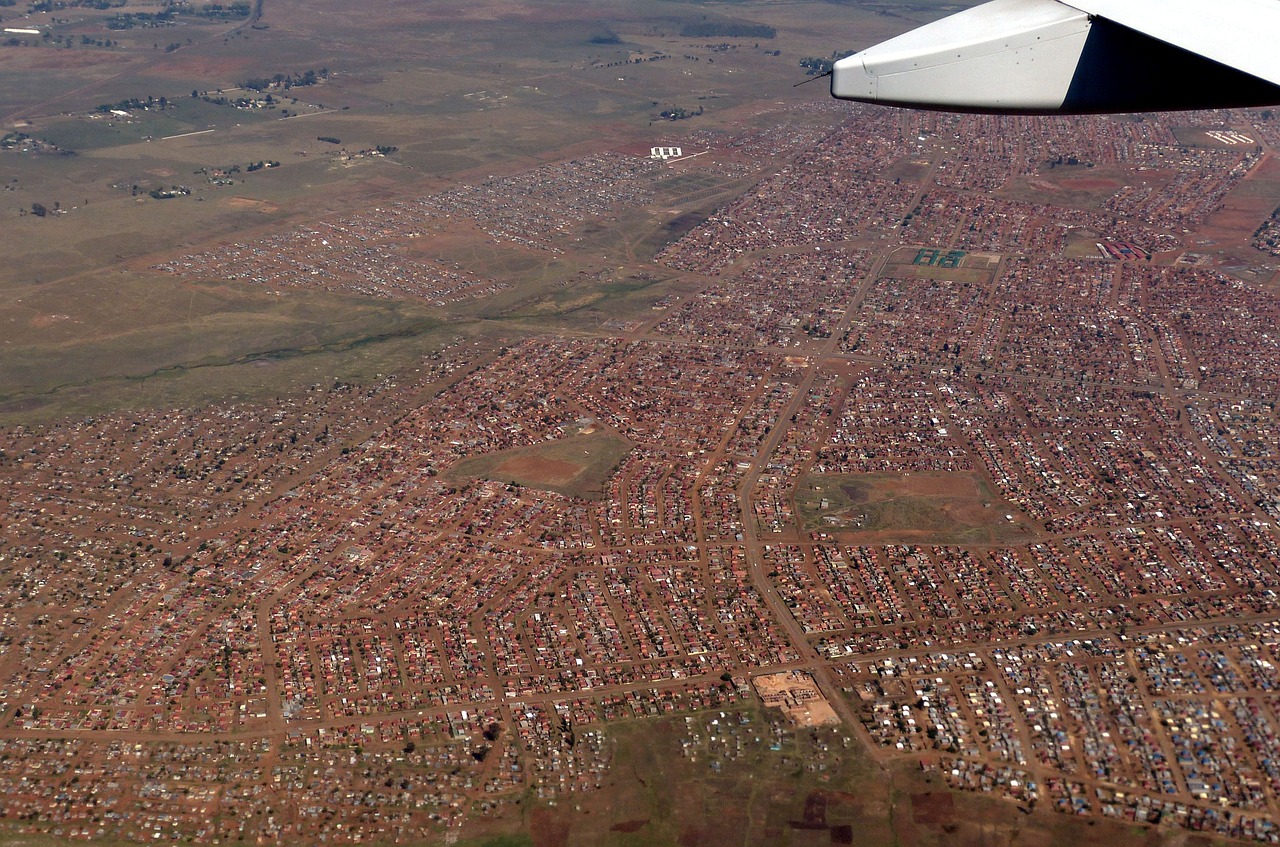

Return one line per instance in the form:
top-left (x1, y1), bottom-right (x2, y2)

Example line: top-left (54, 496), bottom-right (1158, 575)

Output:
top-left (796, 471), bottom-right (1038, 544)
top-left (448, 430), bottom-right (632, 500)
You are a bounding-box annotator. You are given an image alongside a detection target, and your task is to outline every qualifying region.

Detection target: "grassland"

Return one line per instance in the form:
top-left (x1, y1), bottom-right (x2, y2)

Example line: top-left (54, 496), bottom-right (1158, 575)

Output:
top-left (1002, 164), bottom-right (1132, 211)
top-left (0, 0), bottom-right (943, 425)
top-left (796, 471), bottom-right (1038, 544)
top-left (449, 708), bottom-right (1181, 847)
top-left (499, 710), bottom-right (894, 847)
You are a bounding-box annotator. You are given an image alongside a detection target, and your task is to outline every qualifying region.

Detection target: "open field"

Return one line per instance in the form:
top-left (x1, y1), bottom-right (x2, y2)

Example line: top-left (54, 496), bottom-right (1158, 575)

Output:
top-left (452, 710), bottom-right (1195, 847)
top-left (449, 430), bottom-right (633, 500)
top-left (796, 471), bottom-right (1038, 544)
top-left (0, 0), bottom-right (928, 424)
top-left (1003, 164), bottom-right (1134, 210)
top-left (507, 709), bottom-right (895, 847)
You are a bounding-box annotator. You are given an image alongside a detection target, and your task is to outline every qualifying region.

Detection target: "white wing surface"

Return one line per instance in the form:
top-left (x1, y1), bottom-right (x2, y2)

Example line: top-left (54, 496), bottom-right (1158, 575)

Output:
top-left (832, 0), bottom-right (1280, 113)
top-left (1075, 0), bottom-right (1280, 87)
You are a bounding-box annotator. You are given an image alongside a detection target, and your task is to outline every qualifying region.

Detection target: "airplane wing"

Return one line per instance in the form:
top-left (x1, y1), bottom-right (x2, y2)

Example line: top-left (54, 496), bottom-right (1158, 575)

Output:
top-left (831, 0), bottom-right (1280, 113)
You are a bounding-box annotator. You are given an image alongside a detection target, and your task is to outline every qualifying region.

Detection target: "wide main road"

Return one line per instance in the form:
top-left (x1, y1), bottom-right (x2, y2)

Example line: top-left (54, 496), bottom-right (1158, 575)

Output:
top-left (733, 245), bottom-right (896, 738)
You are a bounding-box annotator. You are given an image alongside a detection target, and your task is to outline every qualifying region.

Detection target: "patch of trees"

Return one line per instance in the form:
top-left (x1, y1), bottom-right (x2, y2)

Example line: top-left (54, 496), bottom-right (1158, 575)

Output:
top-left (1261, 205), bottom-right (1280, 229)
top-left (105, 2), bottom-right (241, 27)
top-left (679, 21), bottom-right (775, 39)
top-left (1046, 154), bottom-right (1093, 169)
top-left (1252, 205), bottom-right (1280, 247)
top-left (94, 95), bottom-right (169, 112)
top-left (588, 26), bottom-right (621, 44)
top-left (799, 50), bottom-right (855, 75)
top-left (375, 145), bottom-right (397, 155)
top-left (239, 68), bottom-right (328, 92)
top-left (148, 186), bottom-right (191, 199)
top-left (198, 93), bottom-right (270, 109)
top-left (186, 2), bottom-right (250, 20)
top-left (106, 9), bottom-right (174, 29)
top-left (659, 105), bottom-right (702, 121)
top-left (245, 160), bottom-right (278, 171)
top-left (593, 53), bottom-right (669, 69)
top-left (316, 136), bottom-right (341, 145)
top-left (0, 131), bottom-right (70, 155)
top-left (22, 201), bottom-right (65, 216)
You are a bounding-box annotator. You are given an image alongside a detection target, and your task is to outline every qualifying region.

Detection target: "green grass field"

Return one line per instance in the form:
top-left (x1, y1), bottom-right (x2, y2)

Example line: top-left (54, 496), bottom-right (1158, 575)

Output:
top-left (797, 471), bottom-right (1038, 544)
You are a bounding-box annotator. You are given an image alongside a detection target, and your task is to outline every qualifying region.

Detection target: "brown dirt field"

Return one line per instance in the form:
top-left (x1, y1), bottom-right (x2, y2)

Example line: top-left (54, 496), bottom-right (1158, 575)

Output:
top-left (161, 56), bottom-right (253, 77)
top-left (448, 431), bottom-right (632, 500)
top-left (613, 141), bottom-right (657, 158)
top-left (1196, 157), bottom-right (1280, 242)
top-left (355, 175), bottom-right (406, 191)
top-left (839, 474), bottom-right (981, 505)
top-left (893, 473), bottom-right (980, 498)
top-left (910, 792), bottom-right (955, 826)
top-left (26, 314), bottom-right (74, 329)
top-left (495, 455), bottom-right (582, 485)
top-left (609, 819), bottom-right (647, 833)
top-left (222, 197), bottom-right (279, 213)
top-left (402, 225), bottom-right (494, 258)
top-left (17, 52), bottom-right (134, 70)
top-left (1196, 210), bottom-right (1276, 251)
top-left (529, 807), bottom-right (571, 847)
top-left (801, 791), bottom-right (828, 826)
top-left (1055, 177), bottom-right (1122, 190)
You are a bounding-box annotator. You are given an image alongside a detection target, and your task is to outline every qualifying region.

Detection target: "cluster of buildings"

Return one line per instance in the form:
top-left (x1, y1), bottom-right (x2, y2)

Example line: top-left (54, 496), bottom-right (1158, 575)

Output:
top-left (849, 626), bottom-right (1280, 842)
top-left (152, 214), bottom-right (507, 305)
top-left (1, 100), bottom-right (1279, 842)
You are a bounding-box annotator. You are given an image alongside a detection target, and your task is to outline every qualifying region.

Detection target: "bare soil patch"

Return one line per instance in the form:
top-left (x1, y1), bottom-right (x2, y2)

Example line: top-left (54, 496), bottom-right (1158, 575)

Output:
top-left (753, 671), bottom-right (840, 727)
top-left (1055, 176), bottom-right (1121, 191)
top-left (222, 197), bottom-right (279, 213)
top-left (910, 792), bottom-right (955, 826)
top-left (448, 430), bottom-right (632, 500)
top-left (21, 52), bottom-right (133, 70)
top-left (495, 455), bottom-right (581, 486)
top-left (162, 56), bottom-right (253, 78)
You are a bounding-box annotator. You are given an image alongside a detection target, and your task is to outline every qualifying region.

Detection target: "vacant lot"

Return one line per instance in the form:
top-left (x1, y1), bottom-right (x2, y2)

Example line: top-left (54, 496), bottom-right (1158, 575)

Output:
top-left (797, 471), bottom-right (1038, 544)
top-left (449, 430), bottom-right (633, 499)
top-left (451, 708), bottom-right (1174, 847)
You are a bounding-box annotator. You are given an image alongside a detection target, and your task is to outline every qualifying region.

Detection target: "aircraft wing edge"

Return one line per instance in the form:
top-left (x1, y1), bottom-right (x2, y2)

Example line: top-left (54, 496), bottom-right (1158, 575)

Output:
top-left (1064, 0), bottom-right (1280, 88)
